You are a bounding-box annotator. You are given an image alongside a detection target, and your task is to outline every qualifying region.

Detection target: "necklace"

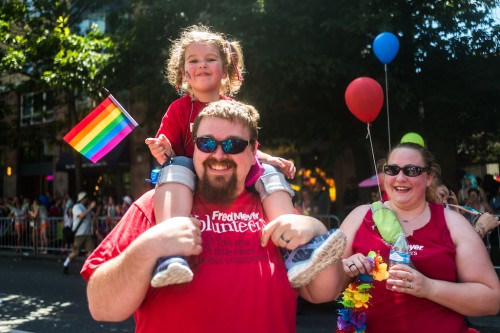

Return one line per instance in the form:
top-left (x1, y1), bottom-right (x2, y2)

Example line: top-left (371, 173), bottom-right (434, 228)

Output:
top-left (389, 202), bottom-right (428, 223)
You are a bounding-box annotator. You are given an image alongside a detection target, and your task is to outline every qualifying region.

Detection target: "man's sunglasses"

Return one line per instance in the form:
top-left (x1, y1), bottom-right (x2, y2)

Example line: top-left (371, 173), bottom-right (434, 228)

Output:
top-left (194, 136), bottom-right (252, 154)
top-left (383, 164), bottom-right (429, 177)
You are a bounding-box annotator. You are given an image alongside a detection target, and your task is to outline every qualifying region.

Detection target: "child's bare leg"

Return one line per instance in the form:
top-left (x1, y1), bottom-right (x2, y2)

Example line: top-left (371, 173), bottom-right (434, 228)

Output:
top-left (262, 190), bottom-right (295, 221)
top-left (153, 183), bottom-right (192, 221)
top-left (151, 158), bottom-right (196, 288)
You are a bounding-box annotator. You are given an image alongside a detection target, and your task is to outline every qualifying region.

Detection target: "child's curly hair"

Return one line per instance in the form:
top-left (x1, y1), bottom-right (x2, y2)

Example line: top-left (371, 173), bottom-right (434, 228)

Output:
top-left (166, 24), bottom-right (245, 97)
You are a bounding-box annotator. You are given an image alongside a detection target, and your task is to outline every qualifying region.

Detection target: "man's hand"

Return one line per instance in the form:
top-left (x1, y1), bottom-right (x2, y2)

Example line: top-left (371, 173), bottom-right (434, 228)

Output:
top-left (260, 214), bottom-right (327, 250)
top-left (145, 216), bottom-right (203, 258)
top-left (145, 134), bottom-right (174, 165)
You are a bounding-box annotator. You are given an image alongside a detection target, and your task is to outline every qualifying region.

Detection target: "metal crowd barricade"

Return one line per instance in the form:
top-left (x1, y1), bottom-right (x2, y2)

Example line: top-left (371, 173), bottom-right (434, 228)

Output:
top-left (1, 215), bottom-right (499, 272)
top-left (313, 214), bottom-right (341, 229)
top-left (0, 216), bottom-right (121, 255)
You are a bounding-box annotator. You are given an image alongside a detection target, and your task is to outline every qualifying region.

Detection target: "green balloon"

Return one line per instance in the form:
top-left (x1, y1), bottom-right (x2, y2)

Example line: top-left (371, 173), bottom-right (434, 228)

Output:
top-left (401, 132), bottom-right (425, 147)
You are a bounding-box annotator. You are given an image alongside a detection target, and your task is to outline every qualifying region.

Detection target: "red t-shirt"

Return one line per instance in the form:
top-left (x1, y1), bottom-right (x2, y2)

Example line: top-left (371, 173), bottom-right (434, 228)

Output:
top-left (156, 95), bottom-right (232, 157)
top-left (81, 190), bottom-right (297, 333)
top-left (352, 202), bottom-right (468, 333)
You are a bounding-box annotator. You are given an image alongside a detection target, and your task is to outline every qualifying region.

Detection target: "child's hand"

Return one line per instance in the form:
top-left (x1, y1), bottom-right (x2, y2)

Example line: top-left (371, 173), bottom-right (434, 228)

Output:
top-left (266, 156), bottom-right (296, 179)
top-left (145, 134), bottom-right (173, 165)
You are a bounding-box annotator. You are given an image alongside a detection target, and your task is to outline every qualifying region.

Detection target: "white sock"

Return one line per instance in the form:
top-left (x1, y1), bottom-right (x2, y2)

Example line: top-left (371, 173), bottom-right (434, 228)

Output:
top-left (64, 258), bottom-right (71, 266)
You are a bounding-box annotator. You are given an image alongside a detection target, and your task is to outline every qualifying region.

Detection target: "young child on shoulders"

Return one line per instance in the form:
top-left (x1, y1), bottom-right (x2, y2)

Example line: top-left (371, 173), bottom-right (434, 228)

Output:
top-left (145, 24), bottom-right (344, 289)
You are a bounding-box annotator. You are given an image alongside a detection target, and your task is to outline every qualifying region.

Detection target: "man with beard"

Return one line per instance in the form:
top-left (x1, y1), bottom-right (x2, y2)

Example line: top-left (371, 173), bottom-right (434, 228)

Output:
top-left (81, 100), bottom-right (345, 333)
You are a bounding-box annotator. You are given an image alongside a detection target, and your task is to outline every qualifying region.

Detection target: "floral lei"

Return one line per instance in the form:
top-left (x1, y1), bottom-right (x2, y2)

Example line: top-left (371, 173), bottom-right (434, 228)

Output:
top-left (336, 251), bottom-right (389, 333)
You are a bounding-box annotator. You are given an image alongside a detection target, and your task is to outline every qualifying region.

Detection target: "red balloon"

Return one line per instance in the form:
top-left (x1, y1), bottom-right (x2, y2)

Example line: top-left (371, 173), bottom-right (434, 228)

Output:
top-left (345, 77), bottom-right (384, 123)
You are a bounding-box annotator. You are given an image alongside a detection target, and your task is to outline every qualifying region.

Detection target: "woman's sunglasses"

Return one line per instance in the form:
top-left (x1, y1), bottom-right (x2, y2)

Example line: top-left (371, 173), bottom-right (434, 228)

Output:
top-left (383, 164), bottom-right (429, 177)
top-left (194, 136), bottom-right (252, 154)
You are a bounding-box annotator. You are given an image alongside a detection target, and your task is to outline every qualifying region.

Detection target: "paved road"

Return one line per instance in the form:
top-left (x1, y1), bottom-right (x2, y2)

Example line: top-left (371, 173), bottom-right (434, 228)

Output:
top-left (0, 254), bottom-right (498, 333)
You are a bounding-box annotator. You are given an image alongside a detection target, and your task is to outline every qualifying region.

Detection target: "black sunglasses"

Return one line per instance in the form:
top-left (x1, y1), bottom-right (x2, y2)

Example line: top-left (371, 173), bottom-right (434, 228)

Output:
top-left (383, 164), bottom-right (429, 177)
top-left (194, 136), bottom-right (252, 154)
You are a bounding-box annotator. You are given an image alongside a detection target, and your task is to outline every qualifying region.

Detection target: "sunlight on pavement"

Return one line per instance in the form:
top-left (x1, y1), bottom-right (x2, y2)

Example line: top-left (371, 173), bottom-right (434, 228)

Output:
top-left (0, 293), bottom-right (73, 333)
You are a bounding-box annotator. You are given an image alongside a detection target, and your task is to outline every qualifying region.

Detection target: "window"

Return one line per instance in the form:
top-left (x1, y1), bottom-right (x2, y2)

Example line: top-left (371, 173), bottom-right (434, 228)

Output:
top-left (21, 91), bottom-right (54, 126)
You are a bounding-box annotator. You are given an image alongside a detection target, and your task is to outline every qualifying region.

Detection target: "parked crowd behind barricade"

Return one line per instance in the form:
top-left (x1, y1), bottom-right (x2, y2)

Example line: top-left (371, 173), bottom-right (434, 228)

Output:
top-left (433, 172), bottom-right (500, 255)
top-left (342, 177), bottom-right (359, 217)
top-left (294, 177), bottom-right (336, 228)
top-left (0, 193), bottom-right (133, 255)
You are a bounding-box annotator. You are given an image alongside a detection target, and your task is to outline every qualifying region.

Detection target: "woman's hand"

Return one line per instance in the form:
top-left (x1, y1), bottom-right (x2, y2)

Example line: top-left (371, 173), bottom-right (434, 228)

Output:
top-left (474, 213), bottom-right (500, 238)
top-left (342, 254), bottom-right (373, 277)
top-left (386, 264), bottom-right (432, 298)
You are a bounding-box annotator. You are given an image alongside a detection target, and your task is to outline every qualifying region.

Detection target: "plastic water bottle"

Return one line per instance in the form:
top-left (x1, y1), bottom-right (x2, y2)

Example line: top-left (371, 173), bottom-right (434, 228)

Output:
top-left (386, 233), bottom-right (410, 290)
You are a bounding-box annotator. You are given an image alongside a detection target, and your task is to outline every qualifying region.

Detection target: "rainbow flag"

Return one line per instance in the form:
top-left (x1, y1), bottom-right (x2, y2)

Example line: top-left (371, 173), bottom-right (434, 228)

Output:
top-left (63, 95), bottom-right (138, 163)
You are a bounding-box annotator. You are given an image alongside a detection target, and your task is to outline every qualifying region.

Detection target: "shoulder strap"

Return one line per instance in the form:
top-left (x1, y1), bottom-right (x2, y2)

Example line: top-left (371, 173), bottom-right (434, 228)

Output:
top-left (73, 203), bottom-right (86, 234)
top-left (370, 201), bottom-right (403, 245)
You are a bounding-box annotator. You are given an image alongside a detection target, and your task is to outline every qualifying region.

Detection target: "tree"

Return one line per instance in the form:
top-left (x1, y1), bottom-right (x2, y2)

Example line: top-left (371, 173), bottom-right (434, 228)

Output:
top-left (0, 0), bottom-right (119, 192)
top-left (119, 0), bottom-right (499, 175)
top-left (5, 0), bottom-right (497, 193)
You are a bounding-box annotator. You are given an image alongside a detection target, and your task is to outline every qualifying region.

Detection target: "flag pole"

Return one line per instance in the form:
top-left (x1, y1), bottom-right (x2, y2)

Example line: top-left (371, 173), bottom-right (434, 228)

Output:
top-left (102, 87), bottom-right (151, 137)
top-left (102, 88), bottom-right (138, 127)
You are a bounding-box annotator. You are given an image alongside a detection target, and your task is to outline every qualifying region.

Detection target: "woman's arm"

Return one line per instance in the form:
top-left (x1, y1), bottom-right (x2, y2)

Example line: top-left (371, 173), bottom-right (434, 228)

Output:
top-left (424, 210), bottom-right (500, 315)
top-left (29, 205), bottom-right (39, 219)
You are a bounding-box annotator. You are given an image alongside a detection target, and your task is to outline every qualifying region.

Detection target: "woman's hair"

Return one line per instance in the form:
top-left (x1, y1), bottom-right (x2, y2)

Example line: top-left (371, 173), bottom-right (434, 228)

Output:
top-left (461, 173), bottom-right (478, 189)
top-left (378, 142), bottom-right (442, 202)
top-left (166, 24), bottom-right (245, 97)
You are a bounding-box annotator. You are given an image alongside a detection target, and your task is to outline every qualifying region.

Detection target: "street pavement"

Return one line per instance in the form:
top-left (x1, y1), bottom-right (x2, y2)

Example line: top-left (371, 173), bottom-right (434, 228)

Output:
top-left (0, 253), bottom-right (499, 333)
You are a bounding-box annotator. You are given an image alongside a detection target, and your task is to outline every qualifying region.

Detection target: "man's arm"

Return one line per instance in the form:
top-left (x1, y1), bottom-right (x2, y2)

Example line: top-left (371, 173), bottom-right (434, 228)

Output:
top-left (299, 205), bottom-right (369, 303)
top-left (87, 228), bottom-right (159, 321)
top-left (260, 214), bottom-right (348, 302)
top-left (75, 201), bottom-right (96, 220)
top-left (86, 216), bottom-right (203, 321)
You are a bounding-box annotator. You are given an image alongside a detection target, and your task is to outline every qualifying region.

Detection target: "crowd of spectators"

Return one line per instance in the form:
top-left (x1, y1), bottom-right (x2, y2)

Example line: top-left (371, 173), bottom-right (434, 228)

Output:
top-left (0, 192), bottom-right (133, 254)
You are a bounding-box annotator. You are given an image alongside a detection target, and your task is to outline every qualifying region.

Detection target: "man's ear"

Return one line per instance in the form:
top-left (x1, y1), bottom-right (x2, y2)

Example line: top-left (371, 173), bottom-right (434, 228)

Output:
top-left (253, 140), bottom-right (260, 155)
top-left (250, 141), bottom-right (259, 165)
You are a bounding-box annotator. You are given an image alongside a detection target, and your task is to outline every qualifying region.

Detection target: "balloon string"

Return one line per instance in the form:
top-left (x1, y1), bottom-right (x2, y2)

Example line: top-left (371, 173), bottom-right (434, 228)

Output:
top-left (384, 63), bottom-right (391, 151)
top-left (367, 123), bottom-right (382, 200)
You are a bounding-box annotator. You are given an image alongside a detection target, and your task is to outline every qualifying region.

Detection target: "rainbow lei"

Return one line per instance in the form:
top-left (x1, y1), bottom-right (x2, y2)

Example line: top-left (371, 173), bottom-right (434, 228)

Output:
top-left (336, 251), bottom-right (389, 333)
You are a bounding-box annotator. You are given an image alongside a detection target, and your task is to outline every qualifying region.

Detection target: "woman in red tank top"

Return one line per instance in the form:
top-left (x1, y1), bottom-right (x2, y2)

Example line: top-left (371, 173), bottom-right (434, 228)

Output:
top-left (336, 142), bottom-right (500, 333)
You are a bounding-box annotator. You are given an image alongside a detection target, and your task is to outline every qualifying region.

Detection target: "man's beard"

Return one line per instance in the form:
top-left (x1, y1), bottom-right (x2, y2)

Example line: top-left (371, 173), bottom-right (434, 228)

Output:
top-left (198, 158), bottom-right (238, 204)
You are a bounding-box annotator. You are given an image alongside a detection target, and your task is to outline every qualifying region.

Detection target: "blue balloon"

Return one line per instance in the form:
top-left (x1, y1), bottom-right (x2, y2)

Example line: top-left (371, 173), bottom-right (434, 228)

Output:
top-left (373, 32), bottom-right (399, 64)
